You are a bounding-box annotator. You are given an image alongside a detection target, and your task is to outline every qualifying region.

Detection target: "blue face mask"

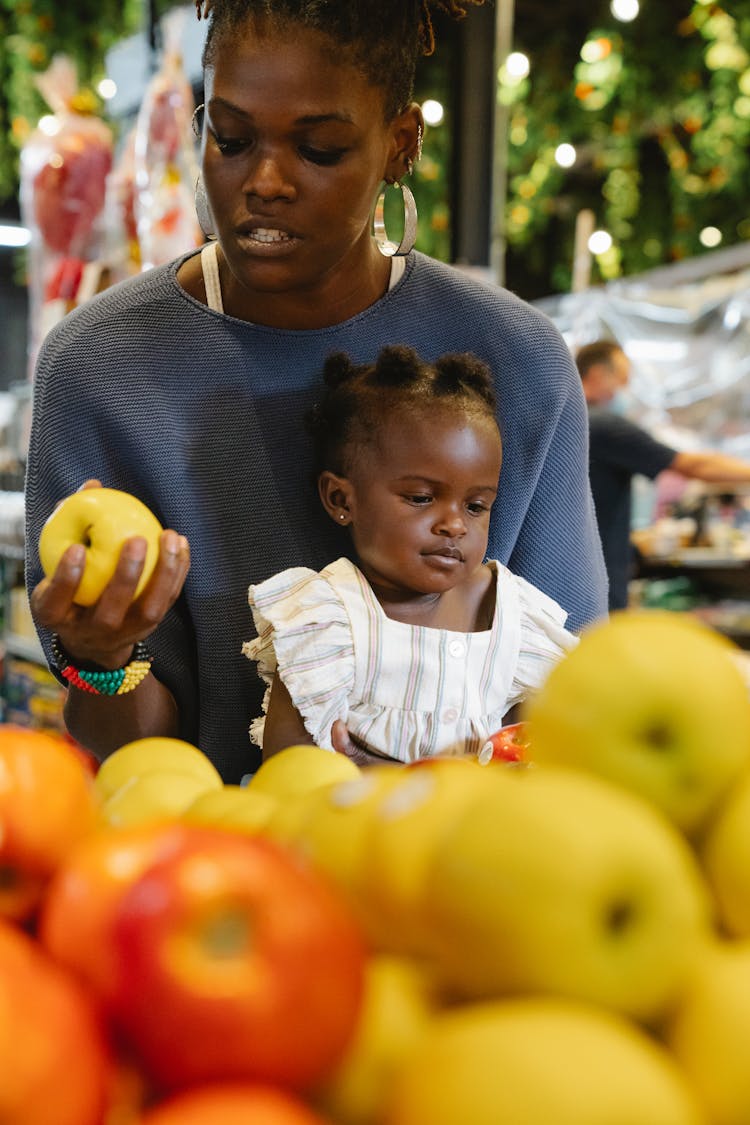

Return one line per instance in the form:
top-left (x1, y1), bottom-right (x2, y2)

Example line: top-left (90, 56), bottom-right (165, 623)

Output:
top-left (607, 390), bottom-right (630, 416)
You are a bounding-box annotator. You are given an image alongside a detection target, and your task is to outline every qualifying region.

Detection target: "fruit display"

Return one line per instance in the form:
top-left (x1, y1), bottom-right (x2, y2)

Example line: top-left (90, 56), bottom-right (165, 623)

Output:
top-left (4, 607), bottom-right (750, 1121)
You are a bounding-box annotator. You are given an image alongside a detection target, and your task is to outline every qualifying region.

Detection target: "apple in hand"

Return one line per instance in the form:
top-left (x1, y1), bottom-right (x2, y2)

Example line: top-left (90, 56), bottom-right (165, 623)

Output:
top-left (39, 487), bottom-right (164, 606)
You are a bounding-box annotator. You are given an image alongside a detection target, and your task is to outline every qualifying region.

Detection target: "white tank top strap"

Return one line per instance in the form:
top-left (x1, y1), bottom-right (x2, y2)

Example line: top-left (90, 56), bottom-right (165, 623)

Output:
top-left (388, 255), bottom-right (406, 289)
top-left (200, 241), bottom-right (404, 313)
top-left (200, 241), bottom-right (224, 313)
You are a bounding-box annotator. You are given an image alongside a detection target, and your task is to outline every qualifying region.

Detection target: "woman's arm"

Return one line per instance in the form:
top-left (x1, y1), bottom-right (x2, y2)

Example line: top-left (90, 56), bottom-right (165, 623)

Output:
top-left (29, 523), bottom-right (191, 761)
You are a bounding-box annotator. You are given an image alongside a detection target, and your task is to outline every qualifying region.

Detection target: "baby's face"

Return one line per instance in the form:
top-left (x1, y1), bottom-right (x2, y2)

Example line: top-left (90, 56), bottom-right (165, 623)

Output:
top-left (346, 406), bottom-right (501, 598)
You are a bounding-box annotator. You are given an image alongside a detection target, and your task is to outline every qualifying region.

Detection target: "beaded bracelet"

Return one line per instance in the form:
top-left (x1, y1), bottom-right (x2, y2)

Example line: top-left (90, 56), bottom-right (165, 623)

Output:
top-left (51, 635), bottom-right (153, 697)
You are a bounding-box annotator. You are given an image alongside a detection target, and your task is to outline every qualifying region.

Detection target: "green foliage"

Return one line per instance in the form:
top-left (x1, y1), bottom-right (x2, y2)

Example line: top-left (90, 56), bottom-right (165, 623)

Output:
top-left (504, 0), bottom-right (750, 294)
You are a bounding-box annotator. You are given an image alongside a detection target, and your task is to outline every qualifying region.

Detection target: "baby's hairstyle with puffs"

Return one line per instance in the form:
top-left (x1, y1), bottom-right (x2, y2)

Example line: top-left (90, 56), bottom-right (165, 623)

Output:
top-left (308, 344), bottom-right (498, 479)
top-left (195, 0), bottom-right (487, 120)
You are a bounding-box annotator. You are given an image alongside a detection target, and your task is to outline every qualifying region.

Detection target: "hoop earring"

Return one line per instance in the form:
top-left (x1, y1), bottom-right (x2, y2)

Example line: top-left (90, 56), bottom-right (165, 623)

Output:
top-left (373, 180), bottom-right (418, 258)
top-left (195, 173), bottom-right (216, 240)
top-left (191, 103), bottom-right (204, 139)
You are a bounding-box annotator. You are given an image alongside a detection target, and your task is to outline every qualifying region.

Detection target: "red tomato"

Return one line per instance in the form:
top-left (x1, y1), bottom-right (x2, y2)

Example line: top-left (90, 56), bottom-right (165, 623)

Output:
top-left (478, 722), bottom-right (530, 765)
top-left (108, 828), bottom-right (367, 1094)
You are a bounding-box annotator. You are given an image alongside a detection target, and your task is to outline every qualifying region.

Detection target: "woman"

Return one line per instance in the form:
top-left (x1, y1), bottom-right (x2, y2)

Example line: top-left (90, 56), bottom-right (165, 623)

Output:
top-left (25, 0), bottom-right (606, 783)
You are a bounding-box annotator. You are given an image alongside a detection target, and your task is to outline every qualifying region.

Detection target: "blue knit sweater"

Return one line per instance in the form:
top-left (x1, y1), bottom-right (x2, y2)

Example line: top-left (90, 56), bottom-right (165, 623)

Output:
top-left (25, 249), bottom-right (607, 781)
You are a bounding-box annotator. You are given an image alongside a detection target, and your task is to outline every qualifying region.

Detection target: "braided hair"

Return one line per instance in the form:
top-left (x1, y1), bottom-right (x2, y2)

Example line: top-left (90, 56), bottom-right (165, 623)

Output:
top-left (308, 344), bottom-right (499, 479)
top-left (194, 0), bottom-right (487, 119)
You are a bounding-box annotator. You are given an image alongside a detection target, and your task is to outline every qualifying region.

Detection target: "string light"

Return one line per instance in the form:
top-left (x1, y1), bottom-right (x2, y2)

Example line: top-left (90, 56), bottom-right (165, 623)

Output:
top-left (421, 99), bottom-right (444, 126)
top-left (588, 229), bottom-right (613, 255)
top-left (506, 52), bottom-right (530, 80)
top-left (554, 143), bottom-right (577, 168)
top-left (611, 0), bottom-right (639, 22)
top-left (699, 226), bottom-right (722, 248)
top-left (38, 115), bottom-right (61, 137)
top-left (97, 77), bottom-right (117, 100)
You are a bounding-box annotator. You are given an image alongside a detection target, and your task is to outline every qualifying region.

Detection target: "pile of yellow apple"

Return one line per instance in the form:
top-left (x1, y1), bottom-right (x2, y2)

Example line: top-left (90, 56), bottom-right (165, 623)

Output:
top-left (4, 609), bottom-right (750, 1124)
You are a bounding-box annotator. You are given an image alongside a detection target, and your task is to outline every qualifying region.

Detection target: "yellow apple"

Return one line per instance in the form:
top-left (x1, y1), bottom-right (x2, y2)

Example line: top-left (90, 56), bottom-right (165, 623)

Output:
top-left (359, 757), bottom-right (489, 955)
top-left (39, 487), bottom-right (164, 606)
top-left (248, 743), bottom-right (361, 802)
top-left (262, 766), bottom-right (407, 943)
top-left (700, 768), bottom-right (750, 937)
top-left (667, 939), bottom-right (750, 1125)
top-left (525, 610), bottom-right (750, 835)
top-left (419, 766), bottom-right (711, 1021)
top-left (94, 737), bottom-right (223, 801)
top-left (181, 784), bottom-right (278, 833)
top-left (383, 998), bottom-right (704, 1125)
top-left (100, 770), bottom-right (222, 828)
top-left (318, 955), bottom-right (438, 1125)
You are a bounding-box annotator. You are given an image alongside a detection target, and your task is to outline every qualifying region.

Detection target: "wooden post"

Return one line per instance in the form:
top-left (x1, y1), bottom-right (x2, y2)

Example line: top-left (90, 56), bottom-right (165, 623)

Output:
top-left (571, 208), bottom-right (596, 293)
top-left (490, 0), bottom-right (516, 287)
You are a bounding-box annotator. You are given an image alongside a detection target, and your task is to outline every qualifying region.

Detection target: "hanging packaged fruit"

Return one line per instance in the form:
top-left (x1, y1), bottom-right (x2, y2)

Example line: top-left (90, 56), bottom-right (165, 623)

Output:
top-left (133, 7), bottom-right (203, 270)
top-left (19, 55), bottom-right (114, 377)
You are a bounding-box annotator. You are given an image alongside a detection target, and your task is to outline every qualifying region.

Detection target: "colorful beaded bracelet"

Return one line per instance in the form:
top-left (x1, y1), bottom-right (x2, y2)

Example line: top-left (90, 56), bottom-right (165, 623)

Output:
top-left (51, 636), bottom-right (153, 697)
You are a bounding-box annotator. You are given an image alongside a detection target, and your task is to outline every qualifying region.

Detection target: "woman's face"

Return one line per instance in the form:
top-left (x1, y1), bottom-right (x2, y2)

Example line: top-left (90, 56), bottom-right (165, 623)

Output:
top-left (201, 22), bottom-right (414, 325)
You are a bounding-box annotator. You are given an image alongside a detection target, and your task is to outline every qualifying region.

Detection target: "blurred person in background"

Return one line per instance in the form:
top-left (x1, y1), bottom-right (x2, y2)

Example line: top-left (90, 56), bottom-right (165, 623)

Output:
top-left (577, 339), bottom-right (750, 611)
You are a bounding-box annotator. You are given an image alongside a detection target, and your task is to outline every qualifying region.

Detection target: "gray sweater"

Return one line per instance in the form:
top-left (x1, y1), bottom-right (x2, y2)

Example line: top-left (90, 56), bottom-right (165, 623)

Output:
top-left (25, 249), bottom-right (606, 781)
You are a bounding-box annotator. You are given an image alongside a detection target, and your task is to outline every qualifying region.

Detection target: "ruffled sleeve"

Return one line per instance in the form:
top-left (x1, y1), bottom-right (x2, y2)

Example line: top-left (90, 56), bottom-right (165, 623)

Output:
top-left (243, 566), bottom-right (355, 751)
top-left (508, 573), bottom-right (579, 702)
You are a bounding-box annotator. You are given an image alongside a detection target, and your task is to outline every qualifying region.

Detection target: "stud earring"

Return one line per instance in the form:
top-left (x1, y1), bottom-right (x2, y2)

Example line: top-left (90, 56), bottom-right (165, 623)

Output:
top-left (373, 180), bottom-right (418, 258)
top-left (339, 512), bottom-right (347, 521)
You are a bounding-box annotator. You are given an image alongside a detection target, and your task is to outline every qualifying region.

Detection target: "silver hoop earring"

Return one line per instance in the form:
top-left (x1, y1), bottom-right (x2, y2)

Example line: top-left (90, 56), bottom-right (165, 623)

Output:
top-left (195, 173), bottom-right (216, 240)
top-left (191, 103), bottom-right (204, 139)
top-left (373, 180), bottom-right (418, 258)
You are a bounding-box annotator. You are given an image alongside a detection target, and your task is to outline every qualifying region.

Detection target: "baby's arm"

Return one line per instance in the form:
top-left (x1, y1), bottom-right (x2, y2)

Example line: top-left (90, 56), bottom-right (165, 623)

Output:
top-left (262, 672), bottom-right (314, 760)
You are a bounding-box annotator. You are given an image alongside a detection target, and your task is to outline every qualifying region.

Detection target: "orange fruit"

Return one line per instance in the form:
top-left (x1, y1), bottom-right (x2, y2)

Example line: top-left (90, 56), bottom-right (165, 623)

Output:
top-left (0, 917), bottom-right (111, 1125)
top-left (138, 1083), bottom-right (334, 1124)
top-left (38, 821), bottom-right (196, 1003)
top-left (0, 724), bottom-right (100, 921)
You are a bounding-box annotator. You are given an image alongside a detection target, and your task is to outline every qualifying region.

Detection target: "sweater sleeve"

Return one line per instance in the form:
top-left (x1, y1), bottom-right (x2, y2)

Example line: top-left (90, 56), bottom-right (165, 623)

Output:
top-left (501, 373), bottom-right (609, 633)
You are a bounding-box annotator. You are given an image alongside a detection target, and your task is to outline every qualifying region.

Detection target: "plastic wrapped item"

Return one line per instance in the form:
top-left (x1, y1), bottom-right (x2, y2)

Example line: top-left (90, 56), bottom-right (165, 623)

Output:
top-left (103, 125), bottom-right (141, 283)
top-left (132, 8), bottom-right (202, 270)
top-left (19, 56), bottom-right (114, 376)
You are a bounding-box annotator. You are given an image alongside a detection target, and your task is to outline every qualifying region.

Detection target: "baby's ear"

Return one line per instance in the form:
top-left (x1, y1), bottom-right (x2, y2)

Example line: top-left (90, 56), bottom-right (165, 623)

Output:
top-left (318, 471), bottom-right (354, 526)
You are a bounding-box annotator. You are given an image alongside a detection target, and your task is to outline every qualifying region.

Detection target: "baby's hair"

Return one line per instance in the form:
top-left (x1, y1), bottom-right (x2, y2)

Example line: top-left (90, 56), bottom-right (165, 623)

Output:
top-left (308, 344), bottom-right (498, 479)
top-left (195, 0), bottom-right (487, 119)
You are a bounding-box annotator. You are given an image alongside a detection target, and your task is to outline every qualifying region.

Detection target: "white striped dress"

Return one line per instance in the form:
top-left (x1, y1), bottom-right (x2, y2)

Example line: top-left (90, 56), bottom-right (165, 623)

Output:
top-left (244, 558), bottom-right (578, 764)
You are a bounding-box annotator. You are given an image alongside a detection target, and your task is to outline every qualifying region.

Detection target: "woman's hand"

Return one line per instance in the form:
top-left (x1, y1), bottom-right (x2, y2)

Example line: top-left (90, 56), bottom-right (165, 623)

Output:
top-left (30, 495), bottom-right (190, 670)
